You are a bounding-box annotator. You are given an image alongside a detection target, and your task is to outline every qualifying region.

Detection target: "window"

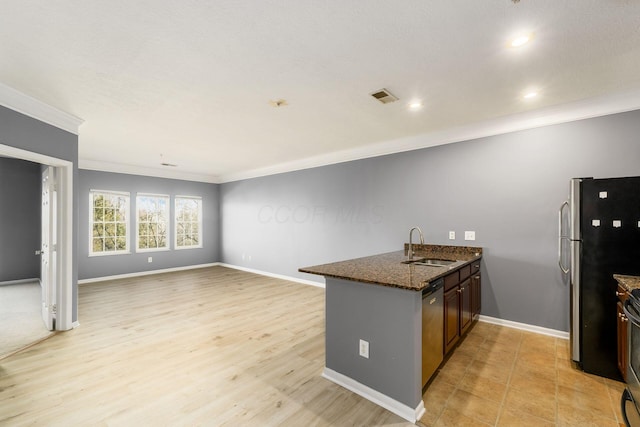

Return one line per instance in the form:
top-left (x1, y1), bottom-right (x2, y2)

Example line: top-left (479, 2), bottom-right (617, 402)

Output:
top-left (136, 194), bottom-right (169, 251)
top-left (175, 196), bottom-right (202, 249)
top-left (90, 190), bottom-right (129, 255)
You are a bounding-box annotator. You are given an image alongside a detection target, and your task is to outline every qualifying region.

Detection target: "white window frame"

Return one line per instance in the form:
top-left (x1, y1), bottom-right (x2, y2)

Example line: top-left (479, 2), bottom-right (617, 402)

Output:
top-left (174, 195), bottom-right (203, 250)
top-left (89, 189), bottom-right (130, 256)
top-left (136, 193), bottom-right (170, 253)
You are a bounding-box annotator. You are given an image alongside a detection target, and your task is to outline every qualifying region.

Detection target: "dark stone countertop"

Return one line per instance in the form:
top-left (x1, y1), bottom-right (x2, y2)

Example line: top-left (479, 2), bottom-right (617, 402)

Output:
top-left (614, 274), bottom-right (640, 292)
top-left (299, 244), bottom-right (482, 291)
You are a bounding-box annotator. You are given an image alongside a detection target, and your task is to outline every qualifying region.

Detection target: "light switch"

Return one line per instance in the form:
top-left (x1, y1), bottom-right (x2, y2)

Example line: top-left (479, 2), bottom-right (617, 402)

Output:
top-left (464, 231), bottom-right (476, 241)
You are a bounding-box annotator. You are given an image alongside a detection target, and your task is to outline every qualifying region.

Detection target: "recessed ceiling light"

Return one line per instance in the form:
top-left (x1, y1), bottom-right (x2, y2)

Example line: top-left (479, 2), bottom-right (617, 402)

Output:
top-left (523, 91), bottom-right (538, 99)
top-left (408, 101), bottom-right (423, 110)
top-left (509, 33), bottom-right (533, 48)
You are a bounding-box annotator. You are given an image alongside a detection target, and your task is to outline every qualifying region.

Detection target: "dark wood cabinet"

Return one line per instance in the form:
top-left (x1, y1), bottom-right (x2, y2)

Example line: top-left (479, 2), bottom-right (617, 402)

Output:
top-left (617, 284), bottom-right (629, 381)
top-left (444, 286), bottom-right (460, 354)
top-left (460, 278), bottom-right (472, 335)
top-left (471, 262), bottom-right (481, 320)
top-left (443, 260), bottom-right (481, 356)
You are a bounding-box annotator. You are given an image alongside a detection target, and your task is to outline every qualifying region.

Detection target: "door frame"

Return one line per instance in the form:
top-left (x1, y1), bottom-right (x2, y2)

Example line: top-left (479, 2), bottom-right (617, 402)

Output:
top-left (0, 143), bottom-right (74, 330)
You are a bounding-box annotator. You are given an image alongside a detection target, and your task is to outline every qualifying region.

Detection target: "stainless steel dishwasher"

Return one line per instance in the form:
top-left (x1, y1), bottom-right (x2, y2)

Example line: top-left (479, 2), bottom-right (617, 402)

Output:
top-left (422, 278), bottom-right (444, 387)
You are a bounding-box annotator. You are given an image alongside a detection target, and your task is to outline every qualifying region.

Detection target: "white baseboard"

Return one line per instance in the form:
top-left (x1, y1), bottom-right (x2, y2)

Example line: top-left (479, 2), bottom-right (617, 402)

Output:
top-left (212, 268), bottom-right (571, 342)
top-left (479, 314), bottom-right (569, 339)
top-left (322, 367), bottom-right (424, 423)
top-left (77, 263), bottom-right (568, 341)
top-left (218, 263), bottom-right (325, 289)
top-left (0, 277), bottom-right (40, 286)
top-left (219, 266), bottom-right (570, 340)
top-left (71, 321), bottom-right (80, 329)
top-left (77, 263), bottom-right (220, 284)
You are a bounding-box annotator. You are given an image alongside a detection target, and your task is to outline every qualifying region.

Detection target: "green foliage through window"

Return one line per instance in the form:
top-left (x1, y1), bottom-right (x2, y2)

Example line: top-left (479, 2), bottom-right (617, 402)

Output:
top-left (137, 194), bottom-right (169, 250)
top-left (90, 191), bottom-right (129, 254)
top-left (175, 197), bottom-right (202, 248)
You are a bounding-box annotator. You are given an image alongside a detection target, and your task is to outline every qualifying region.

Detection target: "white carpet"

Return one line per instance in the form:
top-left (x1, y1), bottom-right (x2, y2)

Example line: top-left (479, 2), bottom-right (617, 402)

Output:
top-left (0, 282), bottom-right (54, 359)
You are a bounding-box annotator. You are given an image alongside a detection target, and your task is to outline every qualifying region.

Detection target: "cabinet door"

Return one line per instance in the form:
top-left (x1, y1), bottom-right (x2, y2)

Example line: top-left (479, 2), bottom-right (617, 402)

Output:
top-left (460, 278), bottom-right (472, 336)
top-left (444, 287), bottom-right (460, 354)
top-left (618, 301), bottom-right (628, 381)
top-left (471, 273), bottom-right (481, 319)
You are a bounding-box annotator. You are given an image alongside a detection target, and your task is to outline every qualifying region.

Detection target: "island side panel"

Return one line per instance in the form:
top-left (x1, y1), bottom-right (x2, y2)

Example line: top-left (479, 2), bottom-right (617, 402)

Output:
top-left (325, 277), bottom-right (422, 408)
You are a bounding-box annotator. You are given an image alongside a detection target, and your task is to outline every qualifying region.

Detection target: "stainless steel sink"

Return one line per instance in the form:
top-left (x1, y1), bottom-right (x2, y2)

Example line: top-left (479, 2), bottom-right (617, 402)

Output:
top-left (414, 259), bottom-right (457, 267)
top-left (401, 258), bottom-right (457, 267)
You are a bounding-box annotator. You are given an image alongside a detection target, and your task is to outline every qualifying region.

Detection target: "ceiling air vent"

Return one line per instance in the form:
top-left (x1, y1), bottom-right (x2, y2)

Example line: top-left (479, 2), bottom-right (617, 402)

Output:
top-left (370, 89), bottom-right (398, 104)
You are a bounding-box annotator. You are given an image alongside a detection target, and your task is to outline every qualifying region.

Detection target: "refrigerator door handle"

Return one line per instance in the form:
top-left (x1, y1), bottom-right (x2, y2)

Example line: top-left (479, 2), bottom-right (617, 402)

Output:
top-left (558, 201), bottom-right (570, 274)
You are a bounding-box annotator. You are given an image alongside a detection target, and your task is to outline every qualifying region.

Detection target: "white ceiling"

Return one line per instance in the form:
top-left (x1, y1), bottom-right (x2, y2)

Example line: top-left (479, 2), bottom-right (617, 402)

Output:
top-left (1, 1), bottom-right (639, 183)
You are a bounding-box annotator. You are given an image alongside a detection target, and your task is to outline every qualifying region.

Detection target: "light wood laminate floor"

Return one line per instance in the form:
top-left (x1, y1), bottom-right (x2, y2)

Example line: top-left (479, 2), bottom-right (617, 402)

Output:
top-left (0, 266), bottom-right (628, 426)
top-left (0, 266), bottom-right (411, 426)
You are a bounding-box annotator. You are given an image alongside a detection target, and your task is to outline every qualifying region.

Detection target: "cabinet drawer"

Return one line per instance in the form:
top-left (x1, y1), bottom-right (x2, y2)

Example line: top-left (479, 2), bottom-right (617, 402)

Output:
top-left (459, 265), bottom-right (471, 280)
top-left (444, 271), bottom-right (460, 291)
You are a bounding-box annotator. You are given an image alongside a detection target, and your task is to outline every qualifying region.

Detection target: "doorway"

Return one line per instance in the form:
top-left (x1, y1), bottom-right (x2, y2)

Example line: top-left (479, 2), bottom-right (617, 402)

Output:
top-left (0, 280), bottom-right (53, 359)
top-left (0, 143), bottom-right (73, 331)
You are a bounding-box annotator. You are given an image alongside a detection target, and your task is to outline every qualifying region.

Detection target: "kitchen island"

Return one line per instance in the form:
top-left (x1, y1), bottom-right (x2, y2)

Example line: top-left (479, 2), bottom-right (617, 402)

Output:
top-left (299, 244), bottom-right (482, 423)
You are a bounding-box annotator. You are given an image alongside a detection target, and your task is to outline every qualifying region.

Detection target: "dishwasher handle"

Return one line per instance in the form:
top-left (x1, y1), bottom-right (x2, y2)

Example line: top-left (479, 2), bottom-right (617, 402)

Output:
top-left (423, 278), bottom-right (444, 297)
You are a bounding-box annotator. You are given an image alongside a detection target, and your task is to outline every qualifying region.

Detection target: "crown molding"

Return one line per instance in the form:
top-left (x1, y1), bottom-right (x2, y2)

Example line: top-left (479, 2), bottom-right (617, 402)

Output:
top-left (218, 88), bottom-right (640, 183)
top-left (79, 159), bottom-right (221, 184)
top-left (0, 82), bottom-right (84, 135)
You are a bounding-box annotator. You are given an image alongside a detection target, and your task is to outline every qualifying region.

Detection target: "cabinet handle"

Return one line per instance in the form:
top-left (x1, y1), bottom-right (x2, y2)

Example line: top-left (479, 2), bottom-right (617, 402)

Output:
top-left (616, 291), bottom-right (626, 297)
top-left (474, 275), bottom-right (480, 280)
top-left (457, 288), bottom-right (462, 294)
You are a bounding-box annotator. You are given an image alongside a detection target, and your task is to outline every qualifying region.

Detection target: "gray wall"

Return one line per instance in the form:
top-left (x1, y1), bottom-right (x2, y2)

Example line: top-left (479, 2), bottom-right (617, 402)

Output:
top-left (0, 105), bottom-right (79, 321)
top-left (78, 169), bottom-right (220, 280)
top-left (326, 277), bottom-right (422, 408)
top-left (0, 157), bottom-right (41, 282)
top-left (220, 109), bottom-right (640, 332)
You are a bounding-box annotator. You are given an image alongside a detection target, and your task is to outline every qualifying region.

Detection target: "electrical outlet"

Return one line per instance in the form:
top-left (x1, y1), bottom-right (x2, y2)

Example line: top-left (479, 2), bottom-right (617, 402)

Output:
top-left (464, 231), bottom-right (476, 241)
top-left (359, 339), bottom-right (369, 359)
top-left (449, 231), bottom-right (455, 240)
top-left (148, 256), bottom-right (153, 263)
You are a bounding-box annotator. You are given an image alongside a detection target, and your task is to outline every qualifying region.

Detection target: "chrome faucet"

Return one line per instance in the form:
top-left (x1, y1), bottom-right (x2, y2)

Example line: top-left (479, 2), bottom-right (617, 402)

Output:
top-left (408, 226), bottom-right (424, 261)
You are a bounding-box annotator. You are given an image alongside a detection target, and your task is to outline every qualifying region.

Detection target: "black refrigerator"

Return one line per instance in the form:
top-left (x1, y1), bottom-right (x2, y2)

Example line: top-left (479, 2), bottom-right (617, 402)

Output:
top-left (559, 176), bottom-right (640, 380)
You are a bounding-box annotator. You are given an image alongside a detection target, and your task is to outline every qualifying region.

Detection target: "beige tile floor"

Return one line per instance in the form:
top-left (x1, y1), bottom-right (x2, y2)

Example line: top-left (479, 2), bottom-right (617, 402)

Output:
top-left (420, 321), bottom-right (627, 427)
